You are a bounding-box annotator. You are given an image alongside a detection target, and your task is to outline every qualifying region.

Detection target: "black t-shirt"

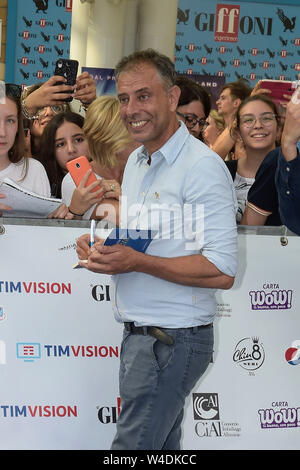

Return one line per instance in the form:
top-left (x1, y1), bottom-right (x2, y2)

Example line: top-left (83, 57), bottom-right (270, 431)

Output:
top-left (247, 148), bottom-right (282, 226)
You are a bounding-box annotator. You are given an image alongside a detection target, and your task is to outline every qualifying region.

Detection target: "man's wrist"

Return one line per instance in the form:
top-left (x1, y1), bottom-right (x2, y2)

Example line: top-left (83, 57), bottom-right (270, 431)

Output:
top-left (281, 136), bottom-right (298, 162)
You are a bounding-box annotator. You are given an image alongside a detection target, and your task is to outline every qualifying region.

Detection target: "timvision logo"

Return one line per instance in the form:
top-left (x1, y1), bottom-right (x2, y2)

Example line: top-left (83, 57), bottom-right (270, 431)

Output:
top-left (0, 404), bottom-right (77, 418)
top-left (0, 280), bottom-right (71, 295)
top-left (249, 283), bottom-right (293, 310)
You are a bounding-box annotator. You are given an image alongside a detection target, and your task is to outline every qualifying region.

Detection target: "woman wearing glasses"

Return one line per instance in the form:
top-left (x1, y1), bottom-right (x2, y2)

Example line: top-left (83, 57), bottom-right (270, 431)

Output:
top-left (0, 84), bottom-right (51, 215)
top-left (226, 94), bottom-right (280, 223)
top-left (175, 76), bottom-right (211, 140)
top-left (21, 72), bottom-right (96, 157)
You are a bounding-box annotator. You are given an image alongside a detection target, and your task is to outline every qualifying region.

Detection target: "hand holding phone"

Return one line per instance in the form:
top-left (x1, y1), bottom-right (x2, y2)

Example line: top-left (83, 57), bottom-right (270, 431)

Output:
top-left (66, 156), bottom-right (103, 196)
top-left (54, 59), bottom-right (79, 102)
top-left (260, 80), bottom-right (296, 106)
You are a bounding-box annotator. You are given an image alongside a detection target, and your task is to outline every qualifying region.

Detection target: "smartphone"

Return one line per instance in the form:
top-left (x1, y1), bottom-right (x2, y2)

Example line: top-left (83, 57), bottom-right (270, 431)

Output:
top-left (54, 58), bottom-right (79, 102)
top-left (260, 80), bottom-right (296, 106)
top-left (66, 156), bottom-right (103, 197)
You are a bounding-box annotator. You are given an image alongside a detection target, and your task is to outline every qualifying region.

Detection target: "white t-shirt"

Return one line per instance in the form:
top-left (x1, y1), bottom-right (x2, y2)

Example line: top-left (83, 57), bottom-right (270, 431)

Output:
top-left (233, 172), bottom-right (255, 223)
top-left (61, 172), bottom-right (102, 219)
top-left (0, 158), bottom-right (51, 197)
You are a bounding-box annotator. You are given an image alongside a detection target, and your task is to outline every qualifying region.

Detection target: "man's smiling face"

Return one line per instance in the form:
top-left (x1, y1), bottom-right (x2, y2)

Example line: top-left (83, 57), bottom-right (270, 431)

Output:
top-left (117, 62), bottom-right (180, 155)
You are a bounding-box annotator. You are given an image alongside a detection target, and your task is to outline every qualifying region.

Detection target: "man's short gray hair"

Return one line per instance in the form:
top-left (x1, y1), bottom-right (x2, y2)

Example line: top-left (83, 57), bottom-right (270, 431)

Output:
top-left (115, 48), bottom-right (176, 90)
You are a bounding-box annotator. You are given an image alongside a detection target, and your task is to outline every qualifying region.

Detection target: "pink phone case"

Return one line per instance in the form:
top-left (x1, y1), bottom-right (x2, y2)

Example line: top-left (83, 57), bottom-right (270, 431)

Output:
top-left (66, 156), bottom-right (103, 196)
top-left (260, 80), bottom-right (295, 105)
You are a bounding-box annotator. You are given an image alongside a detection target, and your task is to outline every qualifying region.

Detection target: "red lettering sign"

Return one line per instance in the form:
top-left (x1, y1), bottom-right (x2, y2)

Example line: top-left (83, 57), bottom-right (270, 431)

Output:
top-left (215, 4), bottom-right (240, 43)
top-left (66, 0), bottom-right (72, 12)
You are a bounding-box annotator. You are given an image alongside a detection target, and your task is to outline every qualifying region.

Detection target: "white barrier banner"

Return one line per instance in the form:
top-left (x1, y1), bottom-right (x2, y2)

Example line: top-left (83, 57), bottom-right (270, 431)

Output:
top-left (0, 222), bottom-right (299, 450)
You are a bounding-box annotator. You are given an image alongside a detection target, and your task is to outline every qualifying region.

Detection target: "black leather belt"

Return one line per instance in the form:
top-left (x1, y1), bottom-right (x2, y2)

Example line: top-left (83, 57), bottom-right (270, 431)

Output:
top-left (124, 322), bottom-right (212, 346)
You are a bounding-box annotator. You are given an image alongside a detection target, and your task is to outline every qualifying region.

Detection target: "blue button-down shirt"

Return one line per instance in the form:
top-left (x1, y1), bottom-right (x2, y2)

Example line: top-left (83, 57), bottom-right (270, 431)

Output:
top-left (110, 122), bottom-right (238, 328)
top-left (276, 144), bottom-right (300, 235)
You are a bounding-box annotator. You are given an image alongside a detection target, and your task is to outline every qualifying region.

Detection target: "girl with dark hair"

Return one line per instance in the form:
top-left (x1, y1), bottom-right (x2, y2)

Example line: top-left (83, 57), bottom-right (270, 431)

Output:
top-left (38, 111), bottom-right (88, 198)
top-left (0, 84), bottom-right (51, 215)
top-left (226, 94), bottom-right (280, 222)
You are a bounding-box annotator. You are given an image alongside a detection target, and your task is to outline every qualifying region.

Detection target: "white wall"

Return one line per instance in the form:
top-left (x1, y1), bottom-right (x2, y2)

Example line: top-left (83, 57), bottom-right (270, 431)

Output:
top-left (70, 0), bottom-right (178, 70)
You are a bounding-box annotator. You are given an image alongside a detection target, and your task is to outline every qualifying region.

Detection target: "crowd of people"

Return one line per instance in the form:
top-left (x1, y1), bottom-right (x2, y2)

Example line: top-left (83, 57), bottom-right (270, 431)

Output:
top-left (1, 48), bottom-right (299, 451)
top-left (1, 56), bottom-right (298, 234)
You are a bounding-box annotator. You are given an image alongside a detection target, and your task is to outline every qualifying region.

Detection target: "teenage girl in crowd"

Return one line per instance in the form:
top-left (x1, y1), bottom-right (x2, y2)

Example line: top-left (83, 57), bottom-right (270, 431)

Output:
top-left (61, 95), bottom-right (139, 221)
top-left (226, 94), bottom-right (280, 223)
top-left (38, 111), bottom-right (88, 198)
top-left (0, 84), bottom-right (51, 216)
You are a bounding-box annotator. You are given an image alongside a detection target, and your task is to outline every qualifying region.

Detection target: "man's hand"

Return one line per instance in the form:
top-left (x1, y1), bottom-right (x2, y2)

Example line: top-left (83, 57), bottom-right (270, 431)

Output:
top-left (76, 233), bottom-right (103, 262)
top-left (85, 244), bottom-right (141, 275)
top-left (281, 86), bottom-right (300, 162)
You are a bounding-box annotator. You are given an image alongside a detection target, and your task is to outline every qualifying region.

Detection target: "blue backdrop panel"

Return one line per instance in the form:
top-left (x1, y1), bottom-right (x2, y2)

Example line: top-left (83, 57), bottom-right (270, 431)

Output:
top-left (175, 0), bottom-right (300, 84)
top-left (6, 0), bottom-right (72, 86)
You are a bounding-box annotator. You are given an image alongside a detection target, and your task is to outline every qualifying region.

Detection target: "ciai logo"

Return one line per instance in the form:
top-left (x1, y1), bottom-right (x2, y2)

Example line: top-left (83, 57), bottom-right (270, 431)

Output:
top-left (193, 393), bottom-right (222, 438)
top-left (193, 393), bottom-right (219, 420)
top-left (249, 286), bottom-right (292, 310)
top-left (233, 337), bottom-right (265, 371)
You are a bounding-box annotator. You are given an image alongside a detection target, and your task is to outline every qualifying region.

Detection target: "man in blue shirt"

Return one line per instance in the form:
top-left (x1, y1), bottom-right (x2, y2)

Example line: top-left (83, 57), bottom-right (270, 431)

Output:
top-left (76, 49), bottom-right (238, 450)
top-left (276, 89), bottom-right (300, 235)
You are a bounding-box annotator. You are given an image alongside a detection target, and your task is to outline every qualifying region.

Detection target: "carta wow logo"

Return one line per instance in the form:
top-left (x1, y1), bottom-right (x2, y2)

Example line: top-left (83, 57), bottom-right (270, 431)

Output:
top-left (285, 340), bottom-right (300, 366)
top-left (0, 280), bottom-right (71, 295)
top-left (249, 284), bottom-right (293, 310)
top-left (16, 342), bottom-right (119, 362)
